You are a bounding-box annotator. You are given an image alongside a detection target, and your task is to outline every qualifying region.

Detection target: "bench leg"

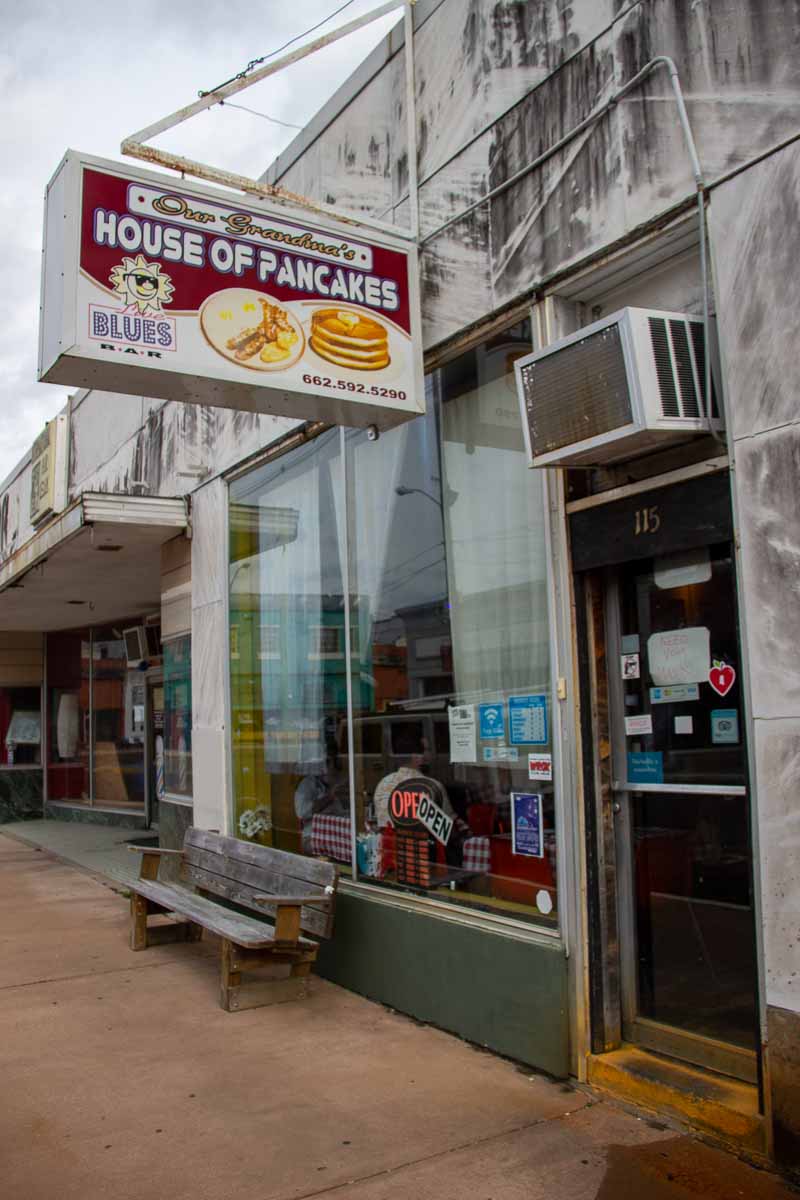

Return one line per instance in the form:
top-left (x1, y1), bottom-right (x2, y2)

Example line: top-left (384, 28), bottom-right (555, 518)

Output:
top-left (219, 942), bottom-right (314, 1012)
top-left (130, 894), bottom-right (203, 952)
top-left (130, 894), bottom-right (149, 951)
top-left (220, 939), bottom-right (242, 1012)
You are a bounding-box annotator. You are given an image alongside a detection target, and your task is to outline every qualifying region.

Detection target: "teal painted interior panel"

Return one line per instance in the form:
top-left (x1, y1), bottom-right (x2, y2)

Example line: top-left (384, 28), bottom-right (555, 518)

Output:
top-left (316, 892), bottom-right (570, 1077)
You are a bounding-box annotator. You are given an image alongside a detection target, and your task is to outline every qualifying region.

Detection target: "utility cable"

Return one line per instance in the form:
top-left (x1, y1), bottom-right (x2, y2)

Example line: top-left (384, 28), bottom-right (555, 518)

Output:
top-left (218, 101), bottom-right (303, 130)
top-left (199, 0), bottom-right (358, 97)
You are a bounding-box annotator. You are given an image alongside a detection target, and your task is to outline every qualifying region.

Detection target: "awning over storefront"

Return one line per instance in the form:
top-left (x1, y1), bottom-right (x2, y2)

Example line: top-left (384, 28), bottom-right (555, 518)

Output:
top-left (0, 493), bottom-right (188, 630)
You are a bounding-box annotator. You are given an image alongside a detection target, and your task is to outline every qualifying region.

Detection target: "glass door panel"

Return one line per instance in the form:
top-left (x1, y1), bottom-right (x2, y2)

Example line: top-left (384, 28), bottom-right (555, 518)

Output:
top-left (612, 545), bottom-right (758, 1078)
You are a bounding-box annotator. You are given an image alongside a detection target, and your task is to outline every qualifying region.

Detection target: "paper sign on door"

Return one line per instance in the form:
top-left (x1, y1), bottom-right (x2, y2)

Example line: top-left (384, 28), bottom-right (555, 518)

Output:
top-left (647, 627), bottom-right (710, 686)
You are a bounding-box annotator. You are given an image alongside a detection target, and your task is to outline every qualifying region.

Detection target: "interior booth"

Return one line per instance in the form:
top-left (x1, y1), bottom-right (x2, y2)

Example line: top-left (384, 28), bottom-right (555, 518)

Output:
top-left (0, 493), bottom-right (187, 825)
top-left (227, 317), bottom-right (572, 1074)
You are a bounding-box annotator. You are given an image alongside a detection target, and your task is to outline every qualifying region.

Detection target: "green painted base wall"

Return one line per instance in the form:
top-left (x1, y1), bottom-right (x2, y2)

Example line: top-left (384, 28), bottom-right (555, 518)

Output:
top-left (315, 892), bottom-right (570, 1078)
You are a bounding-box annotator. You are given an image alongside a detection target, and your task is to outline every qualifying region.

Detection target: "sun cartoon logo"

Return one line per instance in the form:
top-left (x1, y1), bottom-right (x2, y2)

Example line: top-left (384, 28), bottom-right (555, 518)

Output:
top-left (109, 255), bottom-right (174, 315)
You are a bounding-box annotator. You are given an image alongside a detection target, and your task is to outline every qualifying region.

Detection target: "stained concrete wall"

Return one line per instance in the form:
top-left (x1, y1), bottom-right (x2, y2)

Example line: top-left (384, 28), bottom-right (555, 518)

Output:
top-left (709, 138), bottom-right (800, 1170)
top-left (68, 390), bottom-right (299, 501)
top-left (266, 0), bottom-right (800, 351)
top-left (189, 477), bottom-right (230, 835)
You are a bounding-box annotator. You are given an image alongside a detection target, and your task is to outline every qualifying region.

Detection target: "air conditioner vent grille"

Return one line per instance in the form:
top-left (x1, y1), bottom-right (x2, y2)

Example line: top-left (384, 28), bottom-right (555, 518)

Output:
top-left (648, 318), bottom-right (680, 416)
top-left (519, 323), bottom-right (632, 456)
top-left (689, 320), bottom-right (720, 418)
top-left (669, 319), bottom-right (701, 417)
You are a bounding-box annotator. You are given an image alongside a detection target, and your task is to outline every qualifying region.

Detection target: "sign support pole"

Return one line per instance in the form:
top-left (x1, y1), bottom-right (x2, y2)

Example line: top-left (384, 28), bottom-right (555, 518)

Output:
top-left (120, 1), bottom-right (419, 245)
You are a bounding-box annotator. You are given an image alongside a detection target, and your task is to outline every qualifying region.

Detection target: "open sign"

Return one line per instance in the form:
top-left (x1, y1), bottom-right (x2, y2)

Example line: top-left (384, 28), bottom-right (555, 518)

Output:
top-left (388, 776), bottom-right (453, 845)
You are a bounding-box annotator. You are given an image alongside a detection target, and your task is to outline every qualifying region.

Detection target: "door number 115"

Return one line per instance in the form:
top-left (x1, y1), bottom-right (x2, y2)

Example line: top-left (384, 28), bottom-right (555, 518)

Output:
top-left (634, 505), bottom-right (661, 535)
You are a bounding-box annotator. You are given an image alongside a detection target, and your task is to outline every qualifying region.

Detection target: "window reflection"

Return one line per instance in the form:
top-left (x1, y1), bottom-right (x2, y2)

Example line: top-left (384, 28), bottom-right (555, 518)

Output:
top-left (227, 321), bottom-right (561, 926)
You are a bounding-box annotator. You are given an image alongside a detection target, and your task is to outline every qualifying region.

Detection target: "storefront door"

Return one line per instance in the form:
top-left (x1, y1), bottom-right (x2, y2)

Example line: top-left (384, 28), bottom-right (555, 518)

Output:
top-left (571, 472), bottom-right (759, 1083)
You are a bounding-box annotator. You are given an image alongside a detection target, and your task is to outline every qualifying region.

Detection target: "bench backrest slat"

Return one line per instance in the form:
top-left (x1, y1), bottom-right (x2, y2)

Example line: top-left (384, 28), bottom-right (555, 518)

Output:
top-left (181, 828), bottom-right (337, 939)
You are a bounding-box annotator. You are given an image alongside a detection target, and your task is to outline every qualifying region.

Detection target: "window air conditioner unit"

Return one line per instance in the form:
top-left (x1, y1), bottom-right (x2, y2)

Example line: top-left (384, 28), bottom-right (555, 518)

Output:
top-left (514, 307), bottom-right (723, 468)
top-left (123, 626), bottom-right (147, 665)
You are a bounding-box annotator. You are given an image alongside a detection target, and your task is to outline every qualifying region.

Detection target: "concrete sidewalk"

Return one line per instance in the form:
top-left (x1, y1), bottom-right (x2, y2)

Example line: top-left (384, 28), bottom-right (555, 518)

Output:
top-left (0, 832), bottom-right (794, 1200)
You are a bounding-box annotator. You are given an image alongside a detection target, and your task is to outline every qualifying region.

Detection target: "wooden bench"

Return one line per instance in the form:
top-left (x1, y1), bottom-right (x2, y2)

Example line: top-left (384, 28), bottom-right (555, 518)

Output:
top-left (127, 827), bottom-right (338, 1011)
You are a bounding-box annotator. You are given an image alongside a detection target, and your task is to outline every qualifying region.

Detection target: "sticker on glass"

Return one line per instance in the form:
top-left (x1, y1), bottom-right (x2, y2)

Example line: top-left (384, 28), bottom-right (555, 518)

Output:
top-left (650, 684), bottom-right (699, 704)
top-left (708, 659), bottom-right (736, 697)
top-left (621, 653), bottom-right (640, 680)
top-left (483, 745), bottom-right (519, 763)
top-left (448, 704), bottom-right (476, 764)
top-left (511, 793), bottom-right (544, 858)
top-left (508, 694), bottom-right (548, 746)
top-left (479, 702), bottom-right (505, 740)
top-left (711, 709), bottom-right (739, 744)
top-left (528, 752), bottom-right (553, 781)
top-left (624, 714), bottom-right (653, 736)
top-left (627, 751), bottom-right (663, 783)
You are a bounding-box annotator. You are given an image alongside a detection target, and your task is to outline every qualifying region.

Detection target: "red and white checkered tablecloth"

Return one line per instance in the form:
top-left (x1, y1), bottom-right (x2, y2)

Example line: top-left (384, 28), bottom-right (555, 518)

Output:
top-left (310, 814), bottom-right (352, 863)
top-left (462, 836), bottom-right (490, 872)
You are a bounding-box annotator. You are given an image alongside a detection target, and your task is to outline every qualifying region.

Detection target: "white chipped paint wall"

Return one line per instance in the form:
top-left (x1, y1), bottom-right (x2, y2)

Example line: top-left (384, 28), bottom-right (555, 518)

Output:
top-left (68, 389), bottom-right (300, 499)
top-left (265, 0), bottom-right (800, 351)
top-left (0, 454), bottom-right (37, 569)
top-left (709, 140), bottom-right (800, 1023)
top-left (189, 476), bottom-right (231, 833)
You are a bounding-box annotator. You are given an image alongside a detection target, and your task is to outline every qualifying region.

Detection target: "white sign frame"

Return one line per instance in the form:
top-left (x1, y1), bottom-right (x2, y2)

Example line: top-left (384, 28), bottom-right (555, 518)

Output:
top-left (38, 151), bottom-right (425, 432)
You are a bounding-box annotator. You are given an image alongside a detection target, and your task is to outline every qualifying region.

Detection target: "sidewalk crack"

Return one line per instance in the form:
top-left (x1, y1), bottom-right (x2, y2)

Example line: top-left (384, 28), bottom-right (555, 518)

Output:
top-left (276, 1102), bottom-right (600, 1200)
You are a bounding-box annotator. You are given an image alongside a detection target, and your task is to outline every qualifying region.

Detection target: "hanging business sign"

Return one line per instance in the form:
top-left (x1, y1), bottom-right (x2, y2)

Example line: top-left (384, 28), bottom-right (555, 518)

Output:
top-left (38, 151), bottom-right (424, 430)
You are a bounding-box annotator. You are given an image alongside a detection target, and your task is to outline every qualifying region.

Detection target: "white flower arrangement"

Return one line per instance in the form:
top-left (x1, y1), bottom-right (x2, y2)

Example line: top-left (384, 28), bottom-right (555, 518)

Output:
top-left (238, 806), bottom-right (272, 839)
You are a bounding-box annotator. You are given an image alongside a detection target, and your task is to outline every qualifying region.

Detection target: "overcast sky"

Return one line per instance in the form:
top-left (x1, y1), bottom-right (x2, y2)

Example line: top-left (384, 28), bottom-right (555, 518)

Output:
top-left (0, 0), bottom-right (399, 484)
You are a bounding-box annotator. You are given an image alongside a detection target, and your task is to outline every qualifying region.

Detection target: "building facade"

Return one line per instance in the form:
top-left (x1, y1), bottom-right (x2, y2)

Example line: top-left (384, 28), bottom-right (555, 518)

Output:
top-left (4, 0), bottom-right (800, 1172)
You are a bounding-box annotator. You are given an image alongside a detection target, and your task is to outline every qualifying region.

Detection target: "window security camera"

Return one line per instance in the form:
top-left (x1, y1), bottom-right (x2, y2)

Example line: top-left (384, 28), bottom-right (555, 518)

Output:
top-left (366, 425), bottom-right (380, 442)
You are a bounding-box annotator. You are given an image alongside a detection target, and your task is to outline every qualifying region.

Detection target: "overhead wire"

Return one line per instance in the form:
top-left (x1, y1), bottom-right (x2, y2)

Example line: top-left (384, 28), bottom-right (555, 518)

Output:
top-left (199, 0), bottom-right (358, 97)
top-left (218, 101), bottom-right (303, 130)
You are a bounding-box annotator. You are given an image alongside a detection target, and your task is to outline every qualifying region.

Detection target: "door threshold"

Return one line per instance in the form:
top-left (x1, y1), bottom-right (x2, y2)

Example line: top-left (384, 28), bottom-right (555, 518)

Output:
top-left (587, 1045), bottom-right (765, 1159)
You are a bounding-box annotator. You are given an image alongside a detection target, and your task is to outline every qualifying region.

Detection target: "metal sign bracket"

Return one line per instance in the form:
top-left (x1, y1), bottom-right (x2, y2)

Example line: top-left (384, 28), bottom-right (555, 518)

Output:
top-left (120, 1), bottom-right (419, 244)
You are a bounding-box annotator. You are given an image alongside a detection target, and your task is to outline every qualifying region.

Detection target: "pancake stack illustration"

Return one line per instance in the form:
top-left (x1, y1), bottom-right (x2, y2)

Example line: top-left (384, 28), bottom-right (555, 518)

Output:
top-left (310, 308), bottom-right (390, 371)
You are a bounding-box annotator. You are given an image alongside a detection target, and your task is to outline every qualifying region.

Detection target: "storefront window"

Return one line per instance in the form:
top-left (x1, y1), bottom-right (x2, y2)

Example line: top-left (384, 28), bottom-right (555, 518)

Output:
top-left (227, 321), bottom-right (559, 926)
top-left (46, 626), bottom-right (150, 810)
top-left (345, 321), bottom-right (557, 925)
top-left (0, 687), bottom-right (41, 765)
top-left (48, 631), bottom-right (90, 802)
top-left (229, 429), bottom-right (351, 853)
top-left (163, 635), bottom-right (193, 798)
top-left (92, 627), bottom-right (145, 809)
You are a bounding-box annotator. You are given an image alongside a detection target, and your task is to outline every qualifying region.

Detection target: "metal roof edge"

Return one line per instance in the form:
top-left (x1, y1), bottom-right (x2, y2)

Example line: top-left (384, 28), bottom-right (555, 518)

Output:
top-left (81, 492), bottom-right (188, 527)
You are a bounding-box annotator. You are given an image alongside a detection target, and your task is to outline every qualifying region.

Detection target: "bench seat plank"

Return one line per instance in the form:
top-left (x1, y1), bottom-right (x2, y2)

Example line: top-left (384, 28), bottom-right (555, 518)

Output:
top-left (131, 879), bottom-right (316, 951)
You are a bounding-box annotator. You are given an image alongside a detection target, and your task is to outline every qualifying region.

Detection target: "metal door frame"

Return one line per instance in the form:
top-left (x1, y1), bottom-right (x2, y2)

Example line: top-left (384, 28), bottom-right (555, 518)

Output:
top-left (603, 563), bottom-right (758, 1084)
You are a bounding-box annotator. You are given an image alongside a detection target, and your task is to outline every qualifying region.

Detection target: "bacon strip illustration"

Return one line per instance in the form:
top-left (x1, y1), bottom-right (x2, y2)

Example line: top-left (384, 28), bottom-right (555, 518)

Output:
top-left (226, 299), bottom-right (293, 361)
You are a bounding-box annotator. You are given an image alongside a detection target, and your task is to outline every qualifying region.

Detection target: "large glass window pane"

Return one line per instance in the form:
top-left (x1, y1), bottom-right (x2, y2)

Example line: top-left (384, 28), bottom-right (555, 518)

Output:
top-left (0, 687), bottom-right (41, 766)
top-left (47, 631), bottom-right (90, 803)
top-left (229, 429), bottom-right (351, 856)
top-left (163, 635), bottom-right (193, 798)
top-left (92, 626), bottom-right (145, 809)
top-left (346, 321), bottom-right (559, 925)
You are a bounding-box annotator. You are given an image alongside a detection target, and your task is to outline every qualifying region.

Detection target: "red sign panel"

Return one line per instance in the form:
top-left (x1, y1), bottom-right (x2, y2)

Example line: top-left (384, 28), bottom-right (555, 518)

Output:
top-left (39, 152), bottom-right (424, 431)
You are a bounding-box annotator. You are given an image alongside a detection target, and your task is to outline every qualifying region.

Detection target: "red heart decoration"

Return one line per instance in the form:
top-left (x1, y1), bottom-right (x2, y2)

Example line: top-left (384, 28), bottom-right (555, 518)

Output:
top-left (708, 661), bottom-right (736, 697)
